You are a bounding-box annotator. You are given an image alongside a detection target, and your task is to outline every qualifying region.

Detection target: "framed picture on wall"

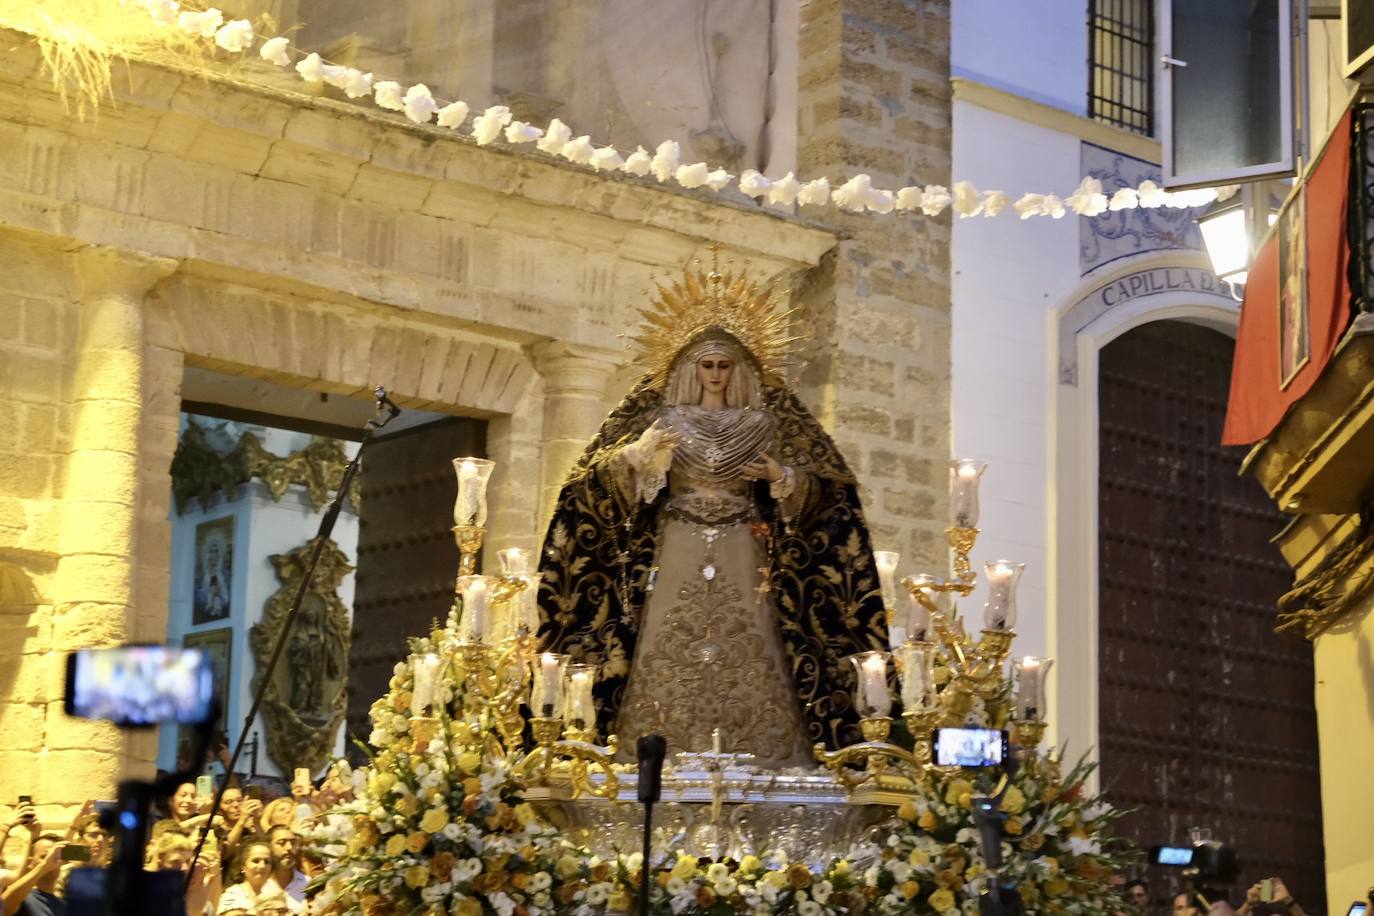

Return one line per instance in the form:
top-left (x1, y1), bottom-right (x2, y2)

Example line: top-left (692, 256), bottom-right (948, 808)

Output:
top-left (178, 626), bottom-right (232, 769)
top-left (1277, 187), bottom-right (1310, 389)
top-left (192, 516), bottom-right (234, 625)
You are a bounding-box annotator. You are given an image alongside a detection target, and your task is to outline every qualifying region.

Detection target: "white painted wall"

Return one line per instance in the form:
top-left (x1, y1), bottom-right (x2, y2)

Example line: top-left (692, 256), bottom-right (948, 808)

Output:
top-left (158, 421), bottom-right (358, 781)
top-left (951, 0), bottom-right (1088, 114)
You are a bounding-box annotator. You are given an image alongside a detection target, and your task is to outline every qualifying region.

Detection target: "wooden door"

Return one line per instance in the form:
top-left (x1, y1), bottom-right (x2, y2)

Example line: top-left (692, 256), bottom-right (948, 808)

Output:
top-left (346, 417), bottom-right (486, 760)
top-left (1097, 320), bottom-right (1325, 911)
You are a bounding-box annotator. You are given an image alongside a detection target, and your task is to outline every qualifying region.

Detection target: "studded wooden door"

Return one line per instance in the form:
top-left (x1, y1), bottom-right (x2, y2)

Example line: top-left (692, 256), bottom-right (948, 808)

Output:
top-left (346, 417), bottom-right (486, 761)
top-left (1096, 320), bottom-right (1325, 911)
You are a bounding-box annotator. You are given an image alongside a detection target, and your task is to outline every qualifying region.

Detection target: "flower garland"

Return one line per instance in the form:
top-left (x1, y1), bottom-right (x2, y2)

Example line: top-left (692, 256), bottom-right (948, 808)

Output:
top-left (304, 616), bottom-right (1134, 916)
top-left (115, 0), bottom-right (1228, 222)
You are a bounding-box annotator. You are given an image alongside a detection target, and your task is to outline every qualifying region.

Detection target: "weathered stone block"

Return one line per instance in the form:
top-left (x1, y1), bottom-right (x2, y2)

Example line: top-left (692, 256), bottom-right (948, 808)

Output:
top-left (0, 652), bottom-right (61, 703)
top-left (0, 702), bottom-right (43, 752)
top-left (52, 598), bottom-right (131, 649)
top-left (836, 404), bottom-right (892, 437)
top-left (0, 453), bottom-right (55, 500)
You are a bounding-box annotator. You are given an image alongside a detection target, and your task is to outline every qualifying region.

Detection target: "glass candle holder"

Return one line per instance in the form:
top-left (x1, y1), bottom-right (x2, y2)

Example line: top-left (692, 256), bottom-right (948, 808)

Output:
top-left (513, 573), bottom-right (542, 637)
top-left (874, 550), bottom-right (900, 609)
top-left (950, 459), bottom-right (987, 528)
top-left (409, 653), bottom-right (444, 717)
top-left (849, 651), bottom-right (893, 719)
top-left (499, 547), bottom-right (531, 577)
top-left (1014, 656), bottom-right (1053, 721)
top-left (895, 641), bottom-right (935, 712)
top-left (452, 457), bottom-right (496, 528)
top-left (456, 575), bottom-right (492, 643)
top-left (564, 664), bottom-right (597, 734)
top-left (982, 560), bottom-right (1024, 630)
top-left (531, 652), bottom-right (567, 719)
top-left (903, 573), bottom-right (936, 640)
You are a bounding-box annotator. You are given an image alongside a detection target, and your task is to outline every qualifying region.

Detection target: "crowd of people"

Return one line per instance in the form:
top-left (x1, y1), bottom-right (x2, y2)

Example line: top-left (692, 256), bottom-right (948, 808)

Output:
top-left (0, 766), bottom-right (349, 916)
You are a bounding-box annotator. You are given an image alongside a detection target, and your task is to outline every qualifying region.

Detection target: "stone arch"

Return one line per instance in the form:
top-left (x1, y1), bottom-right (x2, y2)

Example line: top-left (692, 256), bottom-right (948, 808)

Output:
top-left (1046, 252), bottom-right (1240, 769)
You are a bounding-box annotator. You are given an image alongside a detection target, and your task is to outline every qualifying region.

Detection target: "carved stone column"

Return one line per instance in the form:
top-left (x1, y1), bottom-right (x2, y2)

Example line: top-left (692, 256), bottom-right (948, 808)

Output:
top-left (530, 341), bottom-right (622, 525)
top-left (47, 246), bottom-right (176, 792)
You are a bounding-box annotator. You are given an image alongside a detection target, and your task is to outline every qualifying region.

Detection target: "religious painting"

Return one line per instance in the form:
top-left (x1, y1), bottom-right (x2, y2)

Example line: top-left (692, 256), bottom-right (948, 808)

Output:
top-left (1278, 188), bottom-right (1310, 389)
top-left (178, 626), bottom-right (232, 768)
top-left (192, 516), bottom-right (234, 625)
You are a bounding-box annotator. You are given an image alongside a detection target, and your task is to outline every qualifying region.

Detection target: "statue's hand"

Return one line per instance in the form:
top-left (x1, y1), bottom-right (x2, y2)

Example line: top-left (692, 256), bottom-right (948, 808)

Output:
top-left (630, 419), bottom-right (680, 466)
top-left (741, 453), bottom-right (783, 483)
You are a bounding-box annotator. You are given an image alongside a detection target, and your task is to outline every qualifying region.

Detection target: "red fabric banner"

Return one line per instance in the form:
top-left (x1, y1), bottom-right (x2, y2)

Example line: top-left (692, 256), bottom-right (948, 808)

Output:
top-left (1222, 106), bottom-right (1355, 446)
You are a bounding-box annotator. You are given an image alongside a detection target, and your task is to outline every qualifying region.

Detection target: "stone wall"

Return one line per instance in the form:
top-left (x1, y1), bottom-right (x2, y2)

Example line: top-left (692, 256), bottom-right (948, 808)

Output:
top-left (796, 0), bottom-right (953, 567)
top-left (0, 28), bottom-right (846, 819)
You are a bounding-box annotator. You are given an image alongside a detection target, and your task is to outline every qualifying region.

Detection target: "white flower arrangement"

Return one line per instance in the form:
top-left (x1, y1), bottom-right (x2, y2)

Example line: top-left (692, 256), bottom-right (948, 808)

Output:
top-left (213, 19), bottom-right (253, 53)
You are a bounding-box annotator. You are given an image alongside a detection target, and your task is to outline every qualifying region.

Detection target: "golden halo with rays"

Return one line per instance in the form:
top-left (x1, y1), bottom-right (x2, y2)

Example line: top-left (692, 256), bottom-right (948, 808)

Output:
top-left (629, 247), bottom-right (799, 390)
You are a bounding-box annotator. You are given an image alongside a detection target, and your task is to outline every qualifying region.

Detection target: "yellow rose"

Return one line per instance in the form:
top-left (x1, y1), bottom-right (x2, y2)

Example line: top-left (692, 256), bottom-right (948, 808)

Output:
top-left (944, 779), bottom-right (974, 806)
top-left (900, 880), bottom-right (920, 900)
top-left (557, 855), bottom-right (583, 879)
top-left (1041, 857), bottom-right (1060, 877)
top-left (420, 808), bottom-right (448, 834)
top-left (1000, 786), bottom-right (1026, 815)
top-left (1040, 786), bottom-right (1059, 804)
top-left (451, 722), bottom-right (474, 743)
top-left (738, 855), bottom-right (762, 875)
top-left (455, 898), bottom-right (482, 916)
top-left (965, 864), bottom-right (985, 881)
top-left (384, 834), bottom-right (407, 857)
top-left (670, 855), bottom-right (698, 881)
top-left (394, 795), bottom-right (418, 816)
top-left (897, 799), bottom-right (920, 822)
top-left (458, 751), bottom-right (482, 773)
top-left (405, 831), bottom-right (429, 854)
top-left (1057, 812), bottom-right (1078, 830)
top-left (1044, 877), bottom-right (1070, 897)
top-left (608, 890), bottom-right (631, 911)
top-left (404, 864), bottom-right (430, 888)
top-left (929, 888), bottom-right (956, 911)
top-left (1005, 816), bottom-right (1024, 836)
top-left (372, 772), bottom-right (398, 794)
top-left (832, 860), bottom-right (851, 877)
top-left (908, 848), bottom-right (930, 867)
top-left (958, 792), bottom-right (974, 809)
top-left (515, 803), bottom-right (538, 827)
top-left (1024, 832), bottom-right (1046, 852)
top-left (762, 870), bottom-right (789, 890)
top-left (917, 811), bottom-right (938, 831)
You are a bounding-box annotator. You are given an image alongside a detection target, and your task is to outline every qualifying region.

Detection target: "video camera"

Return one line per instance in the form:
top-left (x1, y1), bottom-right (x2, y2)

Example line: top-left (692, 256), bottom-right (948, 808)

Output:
top-left (1150, 836), bottom-right (1240, 906)
top-left (63, 645), bottom-right (219, 916)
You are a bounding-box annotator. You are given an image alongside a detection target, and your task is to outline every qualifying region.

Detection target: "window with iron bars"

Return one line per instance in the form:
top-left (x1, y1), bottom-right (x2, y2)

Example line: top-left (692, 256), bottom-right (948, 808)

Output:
top-left (1089, 0), bottom-right (1154, 135)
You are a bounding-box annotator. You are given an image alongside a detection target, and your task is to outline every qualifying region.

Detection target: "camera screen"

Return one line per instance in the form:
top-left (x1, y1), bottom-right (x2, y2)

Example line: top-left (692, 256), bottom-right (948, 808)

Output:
top-left (933, 727), bottom-right (1006, 767)
top-left (1347, 904), bottom-right (1366, 916)
top-left (1152, 845), bottom-right (1195, 866)
top-left (65, 646), bottom-right (215, 726)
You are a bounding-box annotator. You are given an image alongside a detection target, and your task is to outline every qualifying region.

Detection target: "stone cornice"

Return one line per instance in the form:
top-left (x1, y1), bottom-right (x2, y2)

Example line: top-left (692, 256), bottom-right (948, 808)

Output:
top-left (952, 77), bottom-right (1162, 163)
top-left (0, 27), bottom-right (838, 350)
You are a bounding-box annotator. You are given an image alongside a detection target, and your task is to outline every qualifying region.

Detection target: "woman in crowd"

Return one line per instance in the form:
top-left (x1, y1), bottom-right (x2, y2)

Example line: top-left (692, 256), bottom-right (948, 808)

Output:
top-left (217, 840), bottom-right (285, 916)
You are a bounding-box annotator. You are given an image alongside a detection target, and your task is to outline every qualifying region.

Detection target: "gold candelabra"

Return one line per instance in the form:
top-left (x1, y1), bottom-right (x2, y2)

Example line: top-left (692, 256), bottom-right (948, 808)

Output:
top-left (512, 717), bottom-right (620, 800)
top-left (815, 460), bottom-right (1052, 796)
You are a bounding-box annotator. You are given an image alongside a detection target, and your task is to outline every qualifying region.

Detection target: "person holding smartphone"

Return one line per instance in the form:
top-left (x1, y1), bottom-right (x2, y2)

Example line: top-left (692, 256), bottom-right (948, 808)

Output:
top-left (1237, 878), bottom-right (1307, 916)
top-left (2, 833), bottom-right (66, 916)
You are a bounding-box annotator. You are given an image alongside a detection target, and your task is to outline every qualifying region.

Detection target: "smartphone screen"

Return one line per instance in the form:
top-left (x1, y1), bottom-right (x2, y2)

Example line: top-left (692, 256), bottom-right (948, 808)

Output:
top-left (1347, 904), bottom-right (1367, 916)
top-left (1151, 845), bottom-right (1195, 866)
top-left (932, 727), bottom-right (1007, 767)
top-left (61, 844), bottom-right (92, 862)
top-left (195, 775), bottom-right (213, 798)
top-left (64, 646), bottom-right (215, 726)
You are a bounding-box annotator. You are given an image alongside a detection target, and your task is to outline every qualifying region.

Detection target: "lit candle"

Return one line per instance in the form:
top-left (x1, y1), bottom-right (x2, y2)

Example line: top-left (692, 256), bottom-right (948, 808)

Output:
top-left (515, 573), bottom-right (542, 636)
top-left (982, 560), bottom-right (1025, 630)
top-left (1015, 656), bottom-right (1053, 721)
top-left (452, 457), bottom-right (495, 528)
top-left (533, 652), bottom-right (566, 718)
top-left (499, 547), bottom-right (529, 577)
top-left (410, 653), bottom-right (443, 717)
top-left (712, 727), bottom-right (722, 754)
top-left (949, 460), bottom-right (987, 528)
top-left (564, 664), bottom-right (597, 733)
top-left (457, 576), bottom-right (489, 642)
top-left (850, 652), bottom-right (892, 718)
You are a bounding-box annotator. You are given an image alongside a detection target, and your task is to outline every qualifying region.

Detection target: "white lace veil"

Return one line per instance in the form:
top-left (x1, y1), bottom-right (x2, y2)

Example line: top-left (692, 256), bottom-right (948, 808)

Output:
top-left (662, 330), bottom-right (763, 408)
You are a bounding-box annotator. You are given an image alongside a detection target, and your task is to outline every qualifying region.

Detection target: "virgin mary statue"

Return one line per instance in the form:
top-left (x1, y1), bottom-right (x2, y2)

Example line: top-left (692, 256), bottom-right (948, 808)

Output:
top-left (537, 259), bottom-right (887, 766)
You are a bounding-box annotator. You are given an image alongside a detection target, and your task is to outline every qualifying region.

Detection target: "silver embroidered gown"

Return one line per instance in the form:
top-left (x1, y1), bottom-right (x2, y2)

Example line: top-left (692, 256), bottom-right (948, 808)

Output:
top-left (614, 405), bottom-right (813, 767)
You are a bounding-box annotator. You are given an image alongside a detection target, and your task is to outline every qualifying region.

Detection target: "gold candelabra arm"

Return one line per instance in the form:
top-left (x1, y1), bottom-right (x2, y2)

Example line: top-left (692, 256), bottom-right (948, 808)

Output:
top-left (488, 575), bottom-right (529, 605)
top-left (946, 525), bottom-right (979, 588)
top-left (513, 718), bottom-right (620, 800)
top-left (814, 717), bottom-right (924, 790)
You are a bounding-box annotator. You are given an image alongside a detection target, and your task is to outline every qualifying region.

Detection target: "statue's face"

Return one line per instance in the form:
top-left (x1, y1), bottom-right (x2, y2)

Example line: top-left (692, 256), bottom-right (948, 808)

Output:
top-left (696, 354), bottom-right (733, 399)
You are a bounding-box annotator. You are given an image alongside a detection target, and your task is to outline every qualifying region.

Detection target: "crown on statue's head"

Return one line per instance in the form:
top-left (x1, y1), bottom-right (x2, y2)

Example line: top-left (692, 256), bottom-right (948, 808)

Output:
top-left (629, 245), bottom-right (799, 389)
